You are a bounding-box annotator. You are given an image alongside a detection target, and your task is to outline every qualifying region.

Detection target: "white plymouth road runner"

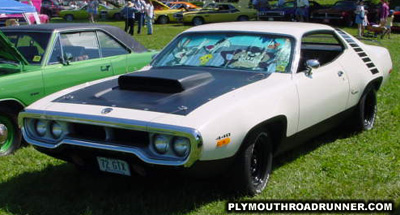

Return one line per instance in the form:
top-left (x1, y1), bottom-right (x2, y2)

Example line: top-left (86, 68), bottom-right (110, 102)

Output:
top-left (19, 22), bottom-right (392, 195)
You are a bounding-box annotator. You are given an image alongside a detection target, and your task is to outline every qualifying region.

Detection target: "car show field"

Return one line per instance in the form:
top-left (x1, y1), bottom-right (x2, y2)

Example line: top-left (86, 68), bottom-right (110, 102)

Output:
top-left (0, 17), bottom-right (399, 215)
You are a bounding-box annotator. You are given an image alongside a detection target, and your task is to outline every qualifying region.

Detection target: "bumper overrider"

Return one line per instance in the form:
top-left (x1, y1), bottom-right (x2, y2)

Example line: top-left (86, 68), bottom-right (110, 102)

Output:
top-left (18, 109), bottom-right (203, 169)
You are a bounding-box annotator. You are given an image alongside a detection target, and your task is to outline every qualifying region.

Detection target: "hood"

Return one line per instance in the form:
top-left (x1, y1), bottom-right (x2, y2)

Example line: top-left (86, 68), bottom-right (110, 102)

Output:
top-left (0, 31), bottom-right (29, 65)
top-left (53, 67), bottom-right (271, 116)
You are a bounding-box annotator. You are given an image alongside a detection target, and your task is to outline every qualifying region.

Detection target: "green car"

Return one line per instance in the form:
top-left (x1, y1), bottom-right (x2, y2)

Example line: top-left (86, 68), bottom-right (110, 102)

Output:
top-left (0, 23), bottom-right (154, 156)
top-left (60, 4), bottom-right (122, 21)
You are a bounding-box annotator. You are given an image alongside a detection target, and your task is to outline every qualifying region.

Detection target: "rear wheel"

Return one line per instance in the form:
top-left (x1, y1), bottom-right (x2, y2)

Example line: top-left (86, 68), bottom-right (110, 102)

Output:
top-left (64, 14), bottom-right (74, 22)
top-left (113, 13), bottom-right (122, 20)
top-left (237, 15), bottom-right (249, 21)
top-left (356, 88), bottom-right (377, 131)
top-left (192, 17), bottom-right (204, 26)
top-left (0, 107), bottom-right (21, 156)
top-left (229, 129), bottom-right (273, 196)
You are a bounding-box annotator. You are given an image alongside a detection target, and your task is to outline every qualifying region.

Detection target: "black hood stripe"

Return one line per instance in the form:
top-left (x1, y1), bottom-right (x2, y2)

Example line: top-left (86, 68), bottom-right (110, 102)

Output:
top-left (53, 67), bottom-right (271, 116)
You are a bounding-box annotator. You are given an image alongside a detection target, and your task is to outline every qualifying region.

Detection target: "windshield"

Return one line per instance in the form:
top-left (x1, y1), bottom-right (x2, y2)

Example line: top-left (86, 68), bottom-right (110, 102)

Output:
top-left (333, 1), bottom-right (355, 8)
top-left (152, 33), bottom-right (293, 73)
top-left (3, 31), bottom-right (51, 64)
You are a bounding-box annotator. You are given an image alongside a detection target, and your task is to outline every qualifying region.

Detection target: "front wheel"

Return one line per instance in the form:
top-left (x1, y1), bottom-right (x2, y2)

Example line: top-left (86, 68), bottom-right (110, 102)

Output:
top-left (237, 15), bottom-right (249, 21)
top-left (64, 14), bottom-right (74, 22)
top-left (229, 130), bottom-right (273, 196)
top-left (0, 108), bottom-right (22, 156)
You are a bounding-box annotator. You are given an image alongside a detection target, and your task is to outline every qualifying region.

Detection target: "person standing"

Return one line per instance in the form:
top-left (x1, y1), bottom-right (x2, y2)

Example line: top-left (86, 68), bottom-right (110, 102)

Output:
top-left (355, 0), bottom-right (365, 38)
top-left (295, 0), bottom-right (309, 22)
top-left (144, 0), bottom-right (154, 35)
top-left (380, 0), bottom-right (389, 25)
top-left (87, 0), bottom-right (99, 23)
top-left (134, 0), bottom-right (145, 34)
top-left (121, 1), bottom-right (137, 35)
top-left (381, 10), bottom-right (394, 39)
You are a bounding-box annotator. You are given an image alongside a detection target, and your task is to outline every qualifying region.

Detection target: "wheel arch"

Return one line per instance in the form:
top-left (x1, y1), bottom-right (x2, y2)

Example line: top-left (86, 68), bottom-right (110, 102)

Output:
top-left (362, 77), bottom-right (383, 96)
top-left (237, 115), bottom-right (288, 155)
top-left (0, 99), bottom-right (25, 114)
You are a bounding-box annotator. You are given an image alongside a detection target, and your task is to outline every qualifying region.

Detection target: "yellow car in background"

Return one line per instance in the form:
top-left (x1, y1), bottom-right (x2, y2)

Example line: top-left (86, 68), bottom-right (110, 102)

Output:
top-left (181, 3), bottom-right (257, 25)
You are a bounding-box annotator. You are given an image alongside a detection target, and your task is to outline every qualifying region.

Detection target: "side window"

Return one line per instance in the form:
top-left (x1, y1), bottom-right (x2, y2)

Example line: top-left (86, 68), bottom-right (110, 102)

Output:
top-left (60, 31), bottom-right (100, 62)
top-left (48, 37), bottom-right (62, 65)
top-left (97, 31), bottom-right (129, 57)
top-left (298, 32), bottom-right (344, 72)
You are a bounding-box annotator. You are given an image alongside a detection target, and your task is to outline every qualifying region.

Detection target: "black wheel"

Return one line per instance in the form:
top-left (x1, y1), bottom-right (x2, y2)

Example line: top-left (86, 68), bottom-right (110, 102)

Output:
top-left (237, 15), bottom-right (249, 21)
top-left (113, 13), bottom-right (122, 20)
top-left (356, 88), bottom-right (377, 131)
top-left (229, 129), bottom-right (273, 196)
top-left (344, 16), bottom-right (354, 27)
top-left (0, 107), bottom-right (22, 156)
top-left (157, 16), bottom-right (169, 24)
top-left (192, 17), bottom-right (204, 26)
top-left (64, 14), bottom-right (74, 22)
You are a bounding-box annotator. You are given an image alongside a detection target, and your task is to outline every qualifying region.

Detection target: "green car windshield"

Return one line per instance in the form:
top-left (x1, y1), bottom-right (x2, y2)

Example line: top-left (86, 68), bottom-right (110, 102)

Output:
top-left (3, 32), bottom-right (51, 65)
top-left (152, 33), bottom-right (293, 73)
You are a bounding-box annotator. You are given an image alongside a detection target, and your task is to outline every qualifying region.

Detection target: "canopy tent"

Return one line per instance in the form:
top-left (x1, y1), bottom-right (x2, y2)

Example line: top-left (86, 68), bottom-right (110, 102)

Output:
top-left (0, 0), bottom-right (41, 24)
top-left (0, 0), bottom-right (36, 14)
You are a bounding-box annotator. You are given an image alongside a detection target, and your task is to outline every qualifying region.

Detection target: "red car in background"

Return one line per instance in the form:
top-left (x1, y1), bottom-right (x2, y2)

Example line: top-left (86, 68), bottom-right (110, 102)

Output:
top-left (41, 0), bottom-right (65, 17)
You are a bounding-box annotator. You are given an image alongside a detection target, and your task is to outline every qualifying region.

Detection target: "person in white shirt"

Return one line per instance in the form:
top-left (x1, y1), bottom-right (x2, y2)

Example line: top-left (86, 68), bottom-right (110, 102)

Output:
top-left (295, 0), bottom-right (309, 22)
top-left (144, 0), bottom-right (154, 35)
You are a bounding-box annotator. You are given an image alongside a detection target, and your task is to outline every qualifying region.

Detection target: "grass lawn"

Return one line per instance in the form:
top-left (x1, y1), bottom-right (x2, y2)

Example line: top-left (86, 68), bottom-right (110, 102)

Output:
top-left (0, 20), bottom-right (399, 215)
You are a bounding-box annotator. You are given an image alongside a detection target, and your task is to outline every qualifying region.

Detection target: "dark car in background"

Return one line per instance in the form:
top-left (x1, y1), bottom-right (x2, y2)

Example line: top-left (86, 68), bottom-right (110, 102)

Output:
top-left (258, 1), bottom-right (324, 21)
top-left (41, 0), bottom-right (65, 17)
top-left (393, 11), bottom-right (400, 31)
top-left (310, 0), bottom-right (378, 26)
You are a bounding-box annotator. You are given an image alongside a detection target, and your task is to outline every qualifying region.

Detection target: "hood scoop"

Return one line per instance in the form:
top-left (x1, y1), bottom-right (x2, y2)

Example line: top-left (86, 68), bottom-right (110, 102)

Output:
top-left (118, 69), bottom-right (214, 93)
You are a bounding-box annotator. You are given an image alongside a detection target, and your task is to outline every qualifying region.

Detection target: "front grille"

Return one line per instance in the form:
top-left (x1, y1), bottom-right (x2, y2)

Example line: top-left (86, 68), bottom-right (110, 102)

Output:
top-left (69, 123), bottom-right (149, 148)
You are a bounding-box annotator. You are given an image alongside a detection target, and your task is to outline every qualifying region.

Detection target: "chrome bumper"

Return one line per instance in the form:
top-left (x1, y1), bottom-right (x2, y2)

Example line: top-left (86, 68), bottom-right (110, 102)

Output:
top-left (19, 109), bottom-right (203, 167)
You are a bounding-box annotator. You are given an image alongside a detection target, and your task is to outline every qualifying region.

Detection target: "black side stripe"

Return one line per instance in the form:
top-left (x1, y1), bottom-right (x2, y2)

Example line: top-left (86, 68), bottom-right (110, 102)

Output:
top-left (354, 48), bottom-right (363, 52)
top-left (336, 29), bottom-right (380, 75)
top-left (371, 68), bottom-right (379, 74)
top-left (362, 57), bottom-right (372, 62)
top-left (358, 52), bottom-right (367, 57)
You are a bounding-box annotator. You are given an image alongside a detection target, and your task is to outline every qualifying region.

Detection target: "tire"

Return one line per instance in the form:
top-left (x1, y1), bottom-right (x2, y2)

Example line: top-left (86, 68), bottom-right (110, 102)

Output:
top-left (344, 16), bottom-right (354, 27)
top-left (237, 15), bottom-right (249, 21)
top-left (64, 14), bottom-right (74, 22)
top-left (113, 13), bottom-right (122, 20)
top-left (157, 16), bottom-right (169, 24)
top-left (192, 17), bottom-right (204, 26)
top-left (0, 107), bottom-right (22, 156)
top-left (229, 129), bottom-right (273, 196)
top-left (355, 88), bottom-right (377, 131)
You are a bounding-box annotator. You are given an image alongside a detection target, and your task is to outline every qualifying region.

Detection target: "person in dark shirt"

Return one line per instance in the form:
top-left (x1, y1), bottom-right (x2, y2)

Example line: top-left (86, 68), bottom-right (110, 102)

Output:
top-left (121, 1), bottom-right (138, 35)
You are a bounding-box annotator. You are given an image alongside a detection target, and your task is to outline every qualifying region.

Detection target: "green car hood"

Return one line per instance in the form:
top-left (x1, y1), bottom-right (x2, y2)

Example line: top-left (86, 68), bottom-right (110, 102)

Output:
top-left (0, 31), bottom-right (29, 65)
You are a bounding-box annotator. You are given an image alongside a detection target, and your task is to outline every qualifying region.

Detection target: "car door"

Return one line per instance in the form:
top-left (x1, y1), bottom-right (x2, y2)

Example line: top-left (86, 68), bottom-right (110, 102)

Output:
top-left (43, 31), bottom-right (113, 94)
top-left (96, 30), bottom-right (129, 75)
top-left (295, 31), bottom-right (350, 131)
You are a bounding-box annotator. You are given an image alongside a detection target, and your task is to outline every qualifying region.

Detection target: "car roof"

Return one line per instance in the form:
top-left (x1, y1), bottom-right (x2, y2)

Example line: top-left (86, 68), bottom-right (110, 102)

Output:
top-left (0, 24), bottom-right (148, 52)
top-left (183, 22), bottom-right (334, 39)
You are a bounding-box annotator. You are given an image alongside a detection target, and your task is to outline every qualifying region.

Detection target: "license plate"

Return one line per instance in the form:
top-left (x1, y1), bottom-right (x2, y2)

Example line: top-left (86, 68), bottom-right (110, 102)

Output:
top-left (97, 157), bottom-right (131, 176)
top-left (268, 17), bottom-right (274, 21)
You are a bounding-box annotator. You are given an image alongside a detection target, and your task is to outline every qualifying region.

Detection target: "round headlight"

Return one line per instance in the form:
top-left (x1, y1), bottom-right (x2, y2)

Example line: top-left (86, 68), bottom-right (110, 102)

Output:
top-left (35, 120), bottom-right (47, 137)
top-left (50, 121), bottom-right (63, 139)
top-left (153, 135), bottom-right (170, 154)
top-left (173, 137), bottom-right (190, 157)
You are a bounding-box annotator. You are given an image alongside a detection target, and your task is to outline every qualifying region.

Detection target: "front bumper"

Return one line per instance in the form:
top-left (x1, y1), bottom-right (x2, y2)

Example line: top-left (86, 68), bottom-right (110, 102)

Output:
top-left (19, 109), bottom-right (203, 168)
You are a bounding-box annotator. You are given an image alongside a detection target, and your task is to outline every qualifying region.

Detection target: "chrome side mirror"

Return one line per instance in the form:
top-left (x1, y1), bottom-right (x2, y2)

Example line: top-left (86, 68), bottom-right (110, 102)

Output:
top-left (305, 59), bottom-right (320, 76)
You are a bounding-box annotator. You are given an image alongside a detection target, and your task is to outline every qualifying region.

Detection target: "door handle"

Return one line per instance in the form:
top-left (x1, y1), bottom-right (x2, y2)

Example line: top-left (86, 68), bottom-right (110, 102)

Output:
top-left (101, 65), bottom-right (111, 72)
top-left (337, 71), bottom-right (344, 77)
